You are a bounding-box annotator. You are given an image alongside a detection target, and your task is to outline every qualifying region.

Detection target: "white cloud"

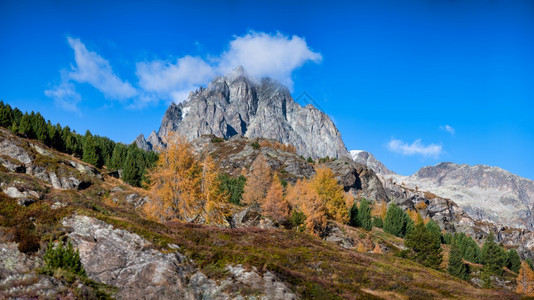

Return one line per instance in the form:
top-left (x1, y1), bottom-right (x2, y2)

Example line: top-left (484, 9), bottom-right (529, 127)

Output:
top-left (44, 81), bottom-right (81, 112)
top-left (440, 124), bottom-right (455, 135)
top-left (46, 37), bottom-right (138, 110)
top-left (218, 32), bottom-right (322, 88)
top-left (136, 55), bottom-right (214, 103)
top-left (387, 138), bottom-right (443, 158)
top-left (47, 32), bottom-right (321, 110)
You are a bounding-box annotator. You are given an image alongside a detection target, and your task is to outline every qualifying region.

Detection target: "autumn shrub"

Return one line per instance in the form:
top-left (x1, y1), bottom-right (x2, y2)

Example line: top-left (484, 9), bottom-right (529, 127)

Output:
top-left (13, 220), bottom-right (40, 253)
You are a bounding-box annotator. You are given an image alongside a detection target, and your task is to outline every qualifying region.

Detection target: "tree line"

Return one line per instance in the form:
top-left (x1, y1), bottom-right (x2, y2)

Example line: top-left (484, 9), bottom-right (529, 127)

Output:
top-left (0, 101), bottom-right (157, 186)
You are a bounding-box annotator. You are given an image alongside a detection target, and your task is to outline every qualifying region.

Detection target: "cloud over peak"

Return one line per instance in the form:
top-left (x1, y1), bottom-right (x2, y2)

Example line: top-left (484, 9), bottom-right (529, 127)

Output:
top-left (46, 32), bottom-right (322, 109)
top-left (218, 32), bottom-right (322, 88)
top-left (387, 138), bottom-right (443, 158)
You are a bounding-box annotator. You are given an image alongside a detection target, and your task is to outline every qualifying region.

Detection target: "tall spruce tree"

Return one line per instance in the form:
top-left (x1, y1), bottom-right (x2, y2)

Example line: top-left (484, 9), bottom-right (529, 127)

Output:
top-left (404, 218), bottom-right (443, 269)
top-left (507, 249), bottom-right (521, 273)
top-left (425, 219), bottom-right (442, 244)
top-left (348, 202), bottom-right (359, 227)
top-left (82, 130), bottom-right (102, 167)
top-left (481, 233), bottom-right (507, 286)
top-left (448, 240), bottom-right (469, 280)
top-left (384, 203), bottom-right (405, 237)
top-left (122, 145), bottom-right (145, 187)
top-left (357, 198), bottom-right (372, 230)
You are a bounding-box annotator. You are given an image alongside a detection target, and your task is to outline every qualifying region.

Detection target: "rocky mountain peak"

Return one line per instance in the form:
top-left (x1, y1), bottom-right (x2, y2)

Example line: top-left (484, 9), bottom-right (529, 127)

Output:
top-left (140, 67), bottom-right (349, 159)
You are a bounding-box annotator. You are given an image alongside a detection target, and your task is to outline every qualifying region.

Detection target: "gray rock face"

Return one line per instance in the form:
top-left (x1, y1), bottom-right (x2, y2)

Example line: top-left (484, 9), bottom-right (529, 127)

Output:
top-left (389, 162), bottom-right (534, 230)
top-left (325, 157), bottom-right (389, 202)
top-left (349, 150), bottom-right (394, 175)
top-left (150, 67), bottom-right (349, 159)
top-left (63, 215), bottom-right (296, 299)
top-left (135, 131), bottom-right (165, 152)
top-left (0, 134), bottom-right (32, 165)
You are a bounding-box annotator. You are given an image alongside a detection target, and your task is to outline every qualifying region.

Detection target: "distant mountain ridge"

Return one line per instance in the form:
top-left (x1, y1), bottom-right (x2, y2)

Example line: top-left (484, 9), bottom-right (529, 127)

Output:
top-left (136, 66), bottom-right (349, 159)
top-left (349, 149), bottom-right (534, 230)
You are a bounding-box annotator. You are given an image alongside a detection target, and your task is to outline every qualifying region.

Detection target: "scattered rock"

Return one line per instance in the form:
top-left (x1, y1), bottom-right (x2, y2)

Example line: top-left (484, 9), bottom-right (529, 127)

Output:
top-left (322, 224), bottom-right (355, 249)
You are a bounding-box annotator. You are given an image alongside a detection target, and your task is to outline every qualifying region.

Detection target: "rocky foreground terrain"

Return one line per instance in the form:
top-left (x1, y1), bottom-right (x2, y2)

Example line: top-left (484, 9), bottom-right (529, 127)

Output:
top-left (136, 66), bottom-right (349, 159)
top-left (0, 127), bottom-right (520, 299)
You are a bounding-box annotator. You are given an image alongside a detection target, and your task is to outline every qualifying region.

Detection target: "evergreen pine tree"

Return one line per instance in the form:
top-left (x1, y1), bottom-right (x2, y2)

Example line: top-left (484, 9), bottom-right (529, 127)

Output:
top-left (0, 101), bottom-right (14, 127)
top-left (357, 198), bottom-right (372, 230)
top-left (122, 145), bottom-right (145, 186)
top-left (425, 219), bottom-right (442, 244)
top-left (507, 248), bottom-right (521, 273)
top-left (18, 113), bottom-right (34, 138)
top-left (448, 240), bottom-right (470, 280)
top-left (33, 113), bottom-right (50, 145)
top-left (372, 216), bottom-right (383, 228)
top-left (110, 143), bottom-right (128, 170)
top-left (348, 202), bottom-right (359, 227)
top-left (404, 218), bottom-right (443, 269)
top-left (384, 203), bottom-right (405, 237)
top-left (82, 130), bottom-right (102, 167)
top-left (481, 232), bottom-right (507, 286)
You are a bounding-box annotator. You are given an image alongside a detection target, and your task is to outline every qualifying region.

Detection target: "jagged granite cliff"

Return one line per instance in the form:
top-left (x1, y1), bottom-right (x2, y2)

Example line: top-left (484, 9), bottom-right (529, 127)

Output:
top-left (136, 67), bottom-right (349, 159)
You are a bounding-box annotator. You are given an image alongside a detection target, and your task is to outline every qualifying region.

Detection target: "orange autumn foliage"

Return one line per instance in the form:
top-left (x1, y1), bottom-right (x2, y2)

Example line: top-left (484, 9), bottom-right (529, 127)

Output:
top-left (286, 179), bottom-right (327, 236)
top-left (144, 134), bottom-right (229, 225)
top-left (517, 261), bottom-right (534, 296)
top-left (372, 201), bottom-right (387, 219)
top-left (242, 155), bottom-right (272, 205)
top-left (261, 174), bottom-right (290, 224)
top-left (310, 166), bottom-right (349, 223)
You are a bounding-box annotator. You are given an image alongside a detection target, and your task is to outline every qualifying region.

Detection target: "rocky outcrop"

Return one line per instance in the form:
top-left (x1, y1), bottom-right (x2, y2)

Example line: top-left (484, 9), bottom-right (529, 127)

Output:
top-left (231, 206), bottom-right (276, 229)
top-left (0, 129), bottom-right (97, 195)
top-left (350, 150), bottom-right (394, 175)
top-left (63, 215), bottom-right (296, 299)
top-left (325, 157), bottom-right (389, 202)
top-left (146, 67), bottom-right (349, 159)
top-left (191, 135), bottom-right (315, 184)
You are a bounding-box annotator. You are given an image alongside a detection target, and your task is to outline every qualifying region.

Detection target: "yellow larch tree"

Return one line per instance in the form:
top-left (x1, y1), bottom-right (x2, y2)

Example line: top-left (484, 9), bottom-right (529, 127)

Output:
top-left (517, 261), bottom-right (534, 296)
top-left (242, 154), bottom-right (272, 205)
top-left (372, 201), bottom-right (387, 219)
top-left (309, 166), bottom-right (348, 223)
top-left (286, 179), bottom-right (327, 236)
top-left (144, 133), bottom-right (228, 225)
top-left (261, 174), bottom-right (290, 224)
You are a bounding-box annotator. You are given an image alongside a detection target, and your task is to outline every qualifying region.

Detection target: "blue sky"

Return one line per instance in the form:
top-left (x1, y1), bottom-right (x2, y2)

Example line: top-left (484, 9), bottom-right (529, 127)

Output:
top-left (1, 0), bottom-right (533, 179)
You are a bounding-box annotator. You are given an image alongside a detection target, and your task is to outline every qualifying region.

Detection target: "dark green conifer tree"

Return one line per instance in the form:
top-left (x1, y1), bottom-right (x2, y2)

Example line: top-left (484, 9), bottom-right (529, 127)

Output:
top-left (384, 203), bottom-right (405, 237)
top-left (348, 202), bottom-right (359, 227)
top-left (122, 144), bottom-right (145, 187)
top-left (425, 219), bottom-right (442, 244)
top-left (480, 233), bottom-right (507, 286)
top-left (448, 240), bottom-right (470, 280)
top-left (507, 248), bottom-right (521, 273)
top-left (404, 219), bottom-right (443, 269)
top-left (357, 198), bottom-right (372, 231)
top-left (372, 216), bottom-right (383, 228)
top-left (82, 130), bottom-right (102, 167)
top-left (18, 113), bottom-right (34, 138)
